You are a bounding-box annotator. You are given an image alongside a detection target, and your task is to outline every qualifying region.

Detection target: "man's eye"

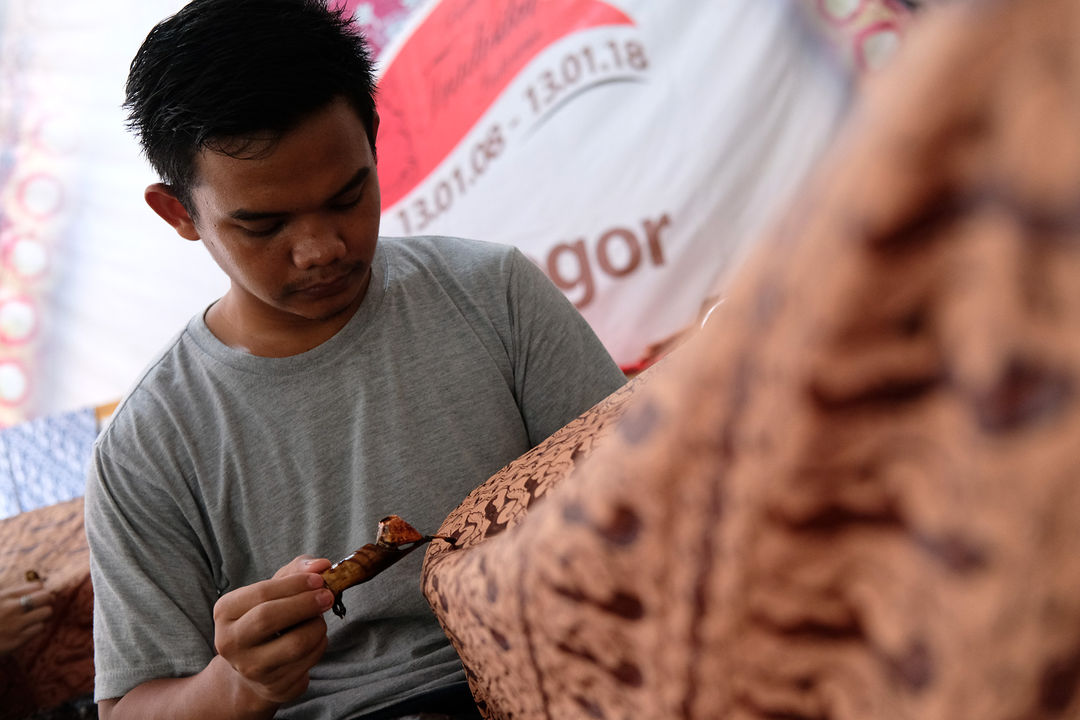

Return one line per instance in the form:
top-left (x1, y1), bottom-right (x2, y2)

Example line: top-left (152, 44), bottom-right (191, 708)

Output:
top-left (241, 223), bottom-right (283, 238)
top-left (330, 194), bottom-right (363, 212)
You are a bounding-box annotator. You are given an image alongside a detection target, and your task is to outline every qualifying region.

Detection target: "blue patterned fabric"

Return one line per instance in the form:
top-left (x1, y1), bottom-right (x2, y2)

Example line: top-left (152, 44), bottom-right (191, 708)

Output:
top-left (0, 408), bottom-right (97, 519)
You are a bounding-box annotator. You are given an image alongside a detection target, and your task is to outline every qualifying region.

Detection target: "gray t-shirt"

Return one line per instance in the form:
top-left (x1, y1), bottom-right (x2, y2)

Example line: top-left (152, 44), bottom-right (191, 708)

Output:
top-left (85, 236), bottom-right (626, 719)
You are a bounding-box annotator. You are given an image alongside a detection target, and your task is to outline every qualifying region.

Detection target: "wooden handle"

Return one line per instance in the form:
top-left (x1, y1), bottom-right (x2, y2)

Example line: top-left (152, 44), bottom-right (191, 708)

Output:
top-left (320, 515), bottom-right (453, 618)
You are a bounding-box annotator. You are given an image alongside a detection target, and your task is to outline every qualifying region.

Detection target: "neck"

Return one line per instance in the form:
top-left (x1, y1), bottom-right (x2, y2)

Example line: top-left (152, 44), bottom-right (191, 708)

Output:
top-left (205, 278), bottom-right (368, 357)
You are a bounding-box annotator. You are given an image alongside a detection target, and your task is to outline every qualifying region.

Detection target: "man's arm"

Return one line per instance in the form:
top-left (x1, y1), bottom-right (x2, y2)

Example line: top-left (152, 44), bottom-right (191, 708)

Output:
top-left (99, 656), bottom-right (275, 720)
top-left (100, 558), bottom-right (334, 720)
top-left (506, 249), bottom-right (627, 444)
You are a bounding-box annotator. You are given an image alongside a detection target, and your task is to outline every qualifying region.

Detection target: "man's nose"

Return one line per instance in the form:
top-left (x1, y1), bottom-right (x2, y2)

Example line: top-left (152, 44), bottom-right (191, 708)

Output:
top-left (291, 217), bottom-right (347, 269)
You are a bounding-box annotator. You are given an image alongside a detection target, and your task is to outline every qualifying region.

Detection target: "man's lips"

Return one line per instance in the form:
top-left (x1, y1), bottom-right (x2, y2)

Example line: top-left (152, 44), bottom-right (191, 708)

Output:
top-left (292, 266), bottom-right (359, 297)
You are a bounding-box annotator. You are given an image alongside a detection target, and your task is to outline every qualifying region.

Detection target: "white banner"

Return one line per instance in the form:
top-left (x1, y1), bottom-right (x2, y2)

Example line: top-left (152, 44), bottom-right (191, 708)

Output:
top-left (369, 0), bottom-right (849, 367)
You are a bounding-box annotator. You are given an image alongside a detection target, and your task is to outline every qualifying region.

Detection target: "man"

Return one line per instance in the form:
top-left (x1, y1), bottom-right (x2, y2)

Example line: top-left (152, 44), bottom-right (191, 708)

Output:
top-left (83, 1), bottom-right (625, 718)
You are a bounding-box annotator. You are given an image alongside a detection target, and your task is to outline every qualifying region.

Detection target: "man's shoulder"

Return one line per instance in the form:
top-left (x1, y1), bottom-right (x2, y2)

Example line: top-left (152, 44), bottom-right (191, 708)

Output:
top-left (382, 235), bottom-right (520, 274)
top-left (97, 320), bottom-right (208, 446)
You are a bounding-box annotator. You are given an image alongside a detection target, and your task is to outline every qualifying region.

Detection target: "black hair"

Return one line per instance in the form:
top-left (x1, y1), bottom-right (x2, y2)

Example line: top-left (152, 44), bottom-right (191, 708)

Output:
top-left (124, 0), bottom-right (377, 213)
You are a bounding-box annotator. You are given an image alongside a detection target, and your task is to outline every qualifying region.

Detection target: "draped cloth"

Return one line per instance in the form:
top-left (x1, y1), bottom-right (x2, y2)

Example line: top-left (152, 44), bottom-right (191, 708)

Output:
top-left (0, 497), bottom-right (93, 719)
top-left (421, 1), bottom-right (1080, 718)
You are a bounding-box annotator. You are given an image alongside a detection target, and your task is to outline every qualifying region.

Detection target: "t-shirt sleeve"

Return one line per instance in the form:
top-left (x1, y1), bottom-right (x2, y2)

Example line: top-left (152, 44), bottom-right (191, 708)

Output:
top-left (85, 433), bottom-right (220, 701)
top-left (504, 248), bottom-right (627, 445)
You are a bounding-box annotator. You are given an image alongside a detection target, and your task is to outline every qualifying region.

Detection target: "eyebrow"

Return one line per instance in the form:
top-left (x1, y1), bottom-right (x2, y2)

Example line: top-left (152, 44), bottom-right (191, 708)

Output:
top-left (228, 167), bottom-right (371, 222)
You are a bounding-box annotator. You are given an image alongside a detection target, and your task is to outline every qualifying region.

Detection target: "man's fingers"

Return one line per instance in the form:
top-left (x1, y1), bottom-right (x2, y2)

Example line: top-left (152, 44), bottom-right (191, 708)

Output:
top-left (262, 634), bottom-right (327, 697)
top-left (215, 573), bottom-right (327, 623)
top-left (225, 616), bottom-right (329, 702)
top-left (249, 663), bottom-right (318, 706)
top-left (235, 588), bottom-right (334, 645)
top-left (254, 618), bottom-right (329, 686)
top-left (273, 555), bottom-right (331, 579)
top-left (212, 561), bottom-right (334, 705)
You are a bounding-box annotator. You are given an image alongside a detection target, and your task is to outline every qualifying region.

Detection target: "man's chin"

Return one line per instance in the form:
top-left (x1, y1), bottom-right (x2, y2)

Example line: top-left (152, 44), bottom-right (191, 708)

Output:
top-left (287, 267), bottom-right (371, 321)
top-left (296, 285), bottom-right (368, 324)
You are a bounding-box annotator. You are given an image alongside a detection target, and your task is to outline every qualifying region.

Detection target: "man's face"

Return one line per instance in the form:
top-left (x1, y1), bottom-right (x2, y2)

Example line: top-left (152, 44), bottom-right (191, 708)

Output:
top-left (179, 98), bottom-right (381, 348)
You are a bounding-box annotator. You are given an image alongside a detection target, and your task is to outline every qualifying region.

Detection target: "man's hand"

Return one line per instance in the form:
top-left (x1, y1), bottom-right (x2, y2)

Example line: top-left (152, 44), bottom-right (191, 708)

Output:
top-left (0, 579), bottom-right (54, 656)
top-left (213, 555), bottom-right (334, 706)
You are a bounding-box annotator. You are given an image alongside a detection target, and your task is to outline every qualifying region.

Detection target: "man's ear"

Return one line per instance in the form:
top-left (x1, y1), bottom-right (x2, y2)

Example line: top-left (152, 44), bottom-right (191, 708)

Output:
top-left (145, 183), bottom-right (200, 241)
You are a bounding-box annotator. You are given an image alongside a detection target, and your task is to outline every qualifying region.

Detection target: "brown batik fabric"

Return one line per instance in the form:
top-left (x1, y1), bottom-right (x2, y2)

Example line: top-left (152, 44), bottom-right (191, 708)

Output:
top-left (422, 0), bottom-right (1080, 718)
top-left (0, 496), bottom-right (94, 719)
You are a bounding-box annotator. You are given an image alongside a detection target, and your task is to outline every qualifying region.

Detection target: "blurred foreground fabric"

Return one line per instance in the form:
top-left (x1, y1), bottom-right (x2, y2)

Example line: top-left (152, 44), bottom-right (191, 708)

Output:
top-left (422, 0), bottom-right (1080, 717)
